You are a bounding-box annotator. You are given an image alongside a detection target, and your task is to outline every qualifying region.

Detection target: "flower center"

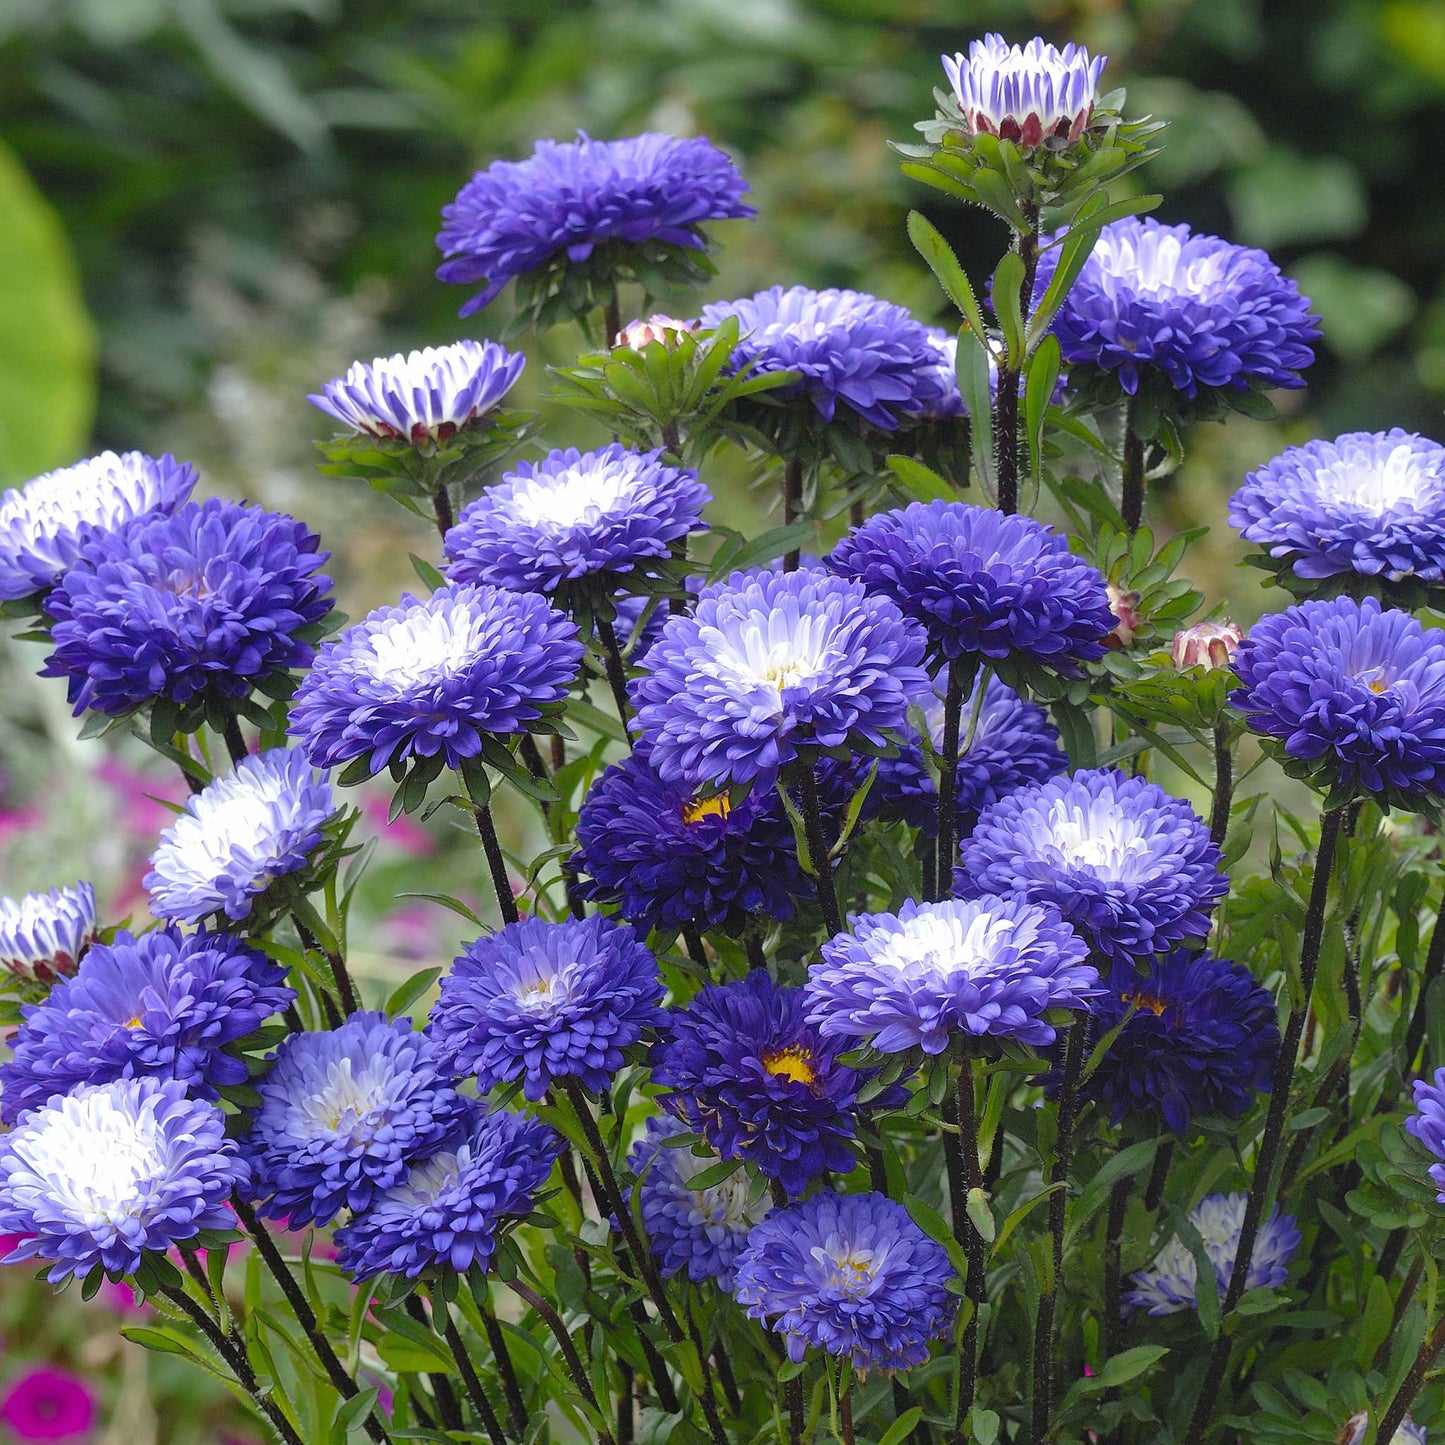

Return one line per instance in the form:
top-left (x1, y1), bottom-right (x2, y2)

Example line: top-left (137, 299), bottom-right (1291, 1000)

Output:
top-left (762, 1045), bottom-right (817, 1086)
top-left (1044, 801), bottom-right (1151, 880)
top-left (814, 1241), bottom-right (885, 1297)
top-left (360, 607), bottom-right (487, 688)
top-left (1093, 230), bottom-right (1229, 299)
top-left (1118, 989), bottom-right (1169, 1018)
top-left (1313, 444), bottom-right (1433, 514)
top-left (682, 794), bottom-right (731, 825)
top-left (506, 465), bottom-right (632, 528)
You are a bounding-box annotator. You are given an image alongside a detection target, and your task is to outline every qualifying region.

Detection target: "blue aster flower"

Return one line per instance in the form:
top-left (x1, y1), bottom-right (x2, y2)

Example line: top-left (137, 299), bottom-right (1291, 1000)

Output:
top-left (1232, 596), bottom-right (1445, 804)
top-left (943, 33), bottom-right (1106, 146)
top-left (437, 132), bottom-right (753, 316)
top-left (629, 567), bottom-right (930, 792)
top-left (309, 340), bottom-right (526, 444)
top-left (144, 749), bottom-right (335, 924)
top-left (245, 1012), bottom-right (464, 1227)
top-left (1340, 1412), bottom-right (1429, 1445)
top-left (0, 883), bottom-right (98, 985)
top-left (42, 499), bottom-right (332, 719)
top-left (0, 1078), bottom-right (243, 1283)
top-left (335, 1101), bottom-right (559, 1281)
top-left (955, 768), bottom-right (1228, 966)
top-left (1406, 1065), bottom-right (1445, 1202)
top-left (697, 286), bottom-right (951, 429)
top-left (0, 451), bottom-right (197, 604)
top-left (732, 1190), bottom-right (956, 1371)
top-left (1125, 1192), bottom-right (1299, 1315)
top-left (444, 443), bottom-right (710, 597)
top-left (289, 583), bottom-right (582, 776)
top-left (0, 926), bottom-right (293, 1124)
top-left (428, 915), bottom-right (663, 1102)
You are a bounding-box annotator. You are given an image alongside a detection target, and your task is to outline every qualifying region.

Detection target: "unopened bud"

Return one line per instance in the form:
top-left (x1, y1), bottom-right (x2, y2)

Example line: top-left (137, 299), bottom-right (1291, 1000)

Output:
top-left (614, 315), bottom-right (696, 351)
top-left (1170, 621), bottom-right (1244, 673)
top-left (1105, 584), bottom-right (1143, 650)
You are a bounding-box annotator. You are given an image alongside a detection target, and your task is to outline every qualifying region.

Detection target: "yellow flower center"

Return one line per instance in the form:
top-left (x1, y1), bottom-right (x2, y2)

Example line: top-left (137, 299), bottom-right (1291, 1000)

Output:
top-left (1119, 990), bottom-right (1168, 1018)
top-left (682, 794), bottom-right (731, 825)
top-left (762, 1045), bottom-right (817, 1086)
top-left (123, 1015), bottom-right (143, 1029)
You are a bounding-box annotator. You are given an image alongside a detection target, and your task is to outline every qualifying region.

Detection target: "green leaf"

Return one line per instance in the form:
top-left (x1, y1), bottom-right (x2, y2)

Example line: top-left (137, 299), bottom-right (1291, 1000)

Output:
top-left (991, 251), bottom-right (1026, 366)
top-left (1024, 333), bottom-right (1062, 481)
top-left (334, 1387), bottom-right (381, 1436)
top-left (385, 967), bottom-right (443, 1019)
top-left (1084, 1345), bottom-right (1169, 1391)
top-left (886, 454), bottom-right (956, 504)
top-left (966, 1187), bottom-right (996, 1245)
top-left (877, 1408), bottom-right (924, 1445)
top-left (906, 211), bottom-right (988, 339)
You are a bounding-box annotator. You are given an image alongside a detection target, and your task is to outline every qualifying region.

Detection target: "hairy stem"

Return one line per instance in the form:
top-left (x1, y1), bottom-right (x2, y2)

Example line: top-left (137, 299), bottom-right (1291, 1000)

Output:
top-left (1120, 393), bottom-right (1146, 534)
top-left (480, 1300), bottom-right (529, 1436)
top-left (954, 1057), bottom-right (988, 1437)
top-left (594, 612), bottom-right (634, 734)
top-left (438, 1307), bottom-right (509, 1445)
top-left (782, 458), bottom-right (804, 569)
top-left (405, 1296), bottom-right (464, 1431)
top-left (472, 802), bottom-right (520, 925)
top-left (796, 758), bottom-right (844, 937)
top-left (1377, 1311), bottom-right (1445, 1442)
top-left (506, 1278), bottom-right (617, 1445)
top-left (1209, 721), bottom-right (1233, 848)
top-left (933, 661), bottom-right (966, 903)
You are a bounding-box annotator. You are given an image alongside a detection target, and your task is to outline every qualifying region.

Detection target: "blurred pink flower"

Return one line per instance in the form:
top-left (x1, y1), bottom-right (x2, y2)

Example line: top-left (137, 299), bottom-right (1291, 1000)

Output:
top-left (0, 1234), bottom-right (31, 1261)
top-left (0, 1367), bottom-right (97, 1441)
top-left (0, 806), bottom-right (39, 849)
top-left (94, 1281), bottom-right (148, 1318)
top-left (356, 791), bottom-right (434, 858)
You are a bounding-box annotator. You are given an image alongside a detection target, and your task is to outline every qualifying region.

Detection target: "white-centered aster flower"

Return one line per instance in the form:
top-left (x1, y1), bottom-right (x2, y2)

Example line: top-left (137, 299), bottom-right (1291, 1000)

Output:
top-left (942, 34), bottom-right (1106, 147)
top-left (0, 883), bottom-right (97, 984)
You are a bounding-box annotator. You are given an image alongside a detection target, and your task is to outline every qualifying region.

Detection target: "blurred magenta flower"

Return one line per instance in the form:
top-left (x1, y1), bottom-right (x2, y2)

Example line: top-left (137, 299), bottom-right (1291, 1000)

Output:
top-left (0, 1367), bottom-right (97, 1441)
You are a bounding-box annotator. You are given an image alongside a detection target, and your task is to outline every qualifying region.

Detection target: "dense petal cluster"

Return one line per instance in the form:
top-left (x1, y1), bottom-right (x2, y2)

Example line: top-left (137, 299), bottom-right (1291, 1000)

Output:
top-left (246, 1013), bottom-right (464, 1227)
top-left (1125, 1192), bottom-right (1299, 1315)
top-left (1038, 217), bottom-right (1318, 399)
top-left (0, 1078), bottom-right (243, 1282)
top-left (943, 33), bottom-right (1105, 145)
top-left (1232, 596), bottom-right (1445, 802)
top-left (308, 340), bottom-right (526, 444)
top-left (437, 132), bottom-right (753, 315)
top-left (829, 501), bottom-right (1114, 666)
top-left (732, 1190), bottom-right (956, 1371)
top-left (629, 567), bottom-right (930, 791)
top-left (444, 444), bottom-right (710, 596)
top-left (697, 286), bottom-right (951, 428)
top-left (43, 499), bottom-right (332, 718)
top-left (144, 749), bottom-right (335, 924)
top-left (0, 883), bottom-right (97, 984)
top-left (336, 1103), bottom-right (559, 1280)
top-left (290, 583), bottom-right (582, 775)
top-left (955, 768), bottom-right (1228, 965)
top-left (0, 451), bottom-right (196, 603)
top-left (807, 896), bottom-right (1097, 1054)
top-left (1406, 1065), bottom-right (1445, 1201)
top-left (1, 927), bottom-right (293, 1124)
top-left (428, 915), bottom-right (663, 1101)
top-left (1229, 430), bottom-right (1445, 585)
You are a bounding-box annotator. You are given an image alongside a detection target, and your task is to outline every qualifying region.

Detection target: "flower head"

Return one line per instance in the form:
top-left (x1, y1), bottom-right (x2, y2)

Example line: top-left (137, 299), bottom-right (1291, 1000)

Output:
top-left (428, 915), bottom-right (663, 1102)
top-left (42, 499), bottom-right (332, 719)
top-left (942, 34), bottom-right (1106, 146)
top-left (0, 1078), bottom-right (243, 1282)
top-left (0, 883), bottom-right (97, 984)
top-left (616, 315), bottom-right (697, 350)
top-left (955, 768), bottom-right (1228, 966)
top-left (289, 583), bottom-right (582, 775)
top-left (1338, 1410), bottom-right (1428, 1445)
top-left (1172, 620), bottom-right (1244, 672)
top-left (0, 926), bottom-right (293, 1124)
top-left (1406, 1065), bottom-right (1445, 1202)
top-left (1125, 1192), bottom-right (1299, 1315)
top-left (144, 749), bottom-right (335, 924)
top-left (732, 1190), bottom-right (956, 1371)
top-left (0, 1366), bottom-right (99, 1441)
top-left (308, 340), bottom-right (526, 444)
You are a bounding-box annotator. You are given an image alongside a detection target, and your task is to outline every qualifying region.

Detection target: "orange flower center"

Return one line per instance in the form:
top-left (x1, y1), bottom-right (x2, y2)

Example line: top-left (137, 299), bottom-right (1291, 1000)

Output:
top-left (682, 795), bottom-right (731, 825)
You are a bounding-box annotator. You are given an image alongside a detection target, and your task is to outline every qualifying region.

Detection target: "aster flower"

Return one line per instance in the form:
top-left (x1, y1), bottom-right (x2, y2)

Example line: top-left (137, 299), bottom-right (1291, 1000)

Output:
top-left (308, 340), bottom-right (526, 445)
top-left (0, 926), bottom-right (293, 1124)
top-left (42, 499), bottom-right (332, 720)
top-left (942, 34), bottom-right (1106, 146)
top-left (1171, 620), bottom-right (1244, 672)
top-left (732, 1190), bottom-right (956, 1371)
top-left (0, 1367), bottom-right (98, 1441)
top-left (246, 1012), bottom-right (464, 1227)
top-left (443, 443), bottom-right (710, 598)
top-left (1406, 1065), bottom-right (1445, 1202)
top-left (0, 451), bottom-right (196, 604)
top-left (1125, 1192), bottom-right (1299, 1315)
top-left (335, 1102), bottom-right (559, 1280)
top-left (1231, 596), bottom-right (1445, 804)
top-left (437, 132), bottom-right (753, 317)
top-left (289, 583), bottom-right (582, 776)
top-left (629, 567), bottom-right (930, 792)
top-left (144, 748), bottom-right (335, 924)
top-left (428, 915), bottom-right (663, 1102)
top-left (1339, 1411), bottom-right (1428, 1445)
top-left (0, 1077), bottom-right (244, 1282)
top-left (955, 768), bottom-right (1228, 966)
top-left (0, 883), bottom-right (97, 984)
top-left (616, 315), bottom-right (697, 350)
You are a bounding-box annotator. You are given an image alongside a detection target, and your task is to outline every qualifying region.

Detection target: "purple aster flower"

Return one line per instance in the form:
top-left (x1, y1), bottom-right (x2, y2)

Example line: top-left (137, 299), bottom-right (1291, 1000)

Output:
top-left (955, 768), bottom-right (1228, 966)
top-left (42, 499), bottom-right (332, 719)
top-left (1340, 1410), bottom-right (1429, 1445)
top-left (828, 501), bottom-right (1114, 667)
top-left (308, 340), bottom-right (526, 444)
top-left (629, 567), bottom-right (930, 792)
top-left (1232, 596), bottom-right (1445, 803)
top-left (1406, 1065), bottom-right (1445, 1202)
top-left (0, 1077), bottom-right (244, 1283)
top-left (335, 1101), bottom-right (559, 1280)
top-left (806, 896), bottom-right (1097, 1055)
top-left (437, 132), bottom-right (753, 316)
top-left (1229, 430), bottom-right (1445, 586)
top-left (245, 1012), bottom-right (464, 1227)
top-left (0, 883), bottom-right (97, 984)
top-left (289, 583), bottom-right (582, 776)
top-left (1125, 1192), bottom-right (1299, 1315)
top-left (428, 915), bottom-right (663, 1102)
top-left (943, 34), bottom-right (1106, 146)
top-left (444, 443), bottom-right (710, 597)
top-left (732, 1190), bottom-right (956, 1371)
top-left (0, 926), bottom-right (293, 1124)
top-left (1037, 217), bottom-right (1319, 401)
top-left (144, 748), bottom-right (335, 924)
top-left (0, 451), bottom-right (196, 603)
top-left (651, 973), bottom-right (899, 1198)
top-left (697, 286), bottom-right (951, 429)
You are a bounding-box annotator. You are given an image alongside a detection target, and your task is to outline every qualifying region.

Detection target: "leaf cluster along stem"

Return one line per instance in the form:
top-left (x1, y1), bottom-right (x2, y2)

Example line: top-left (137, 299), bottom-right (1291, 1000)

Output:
top-left (507, 1277), bottom-right (619, 1445)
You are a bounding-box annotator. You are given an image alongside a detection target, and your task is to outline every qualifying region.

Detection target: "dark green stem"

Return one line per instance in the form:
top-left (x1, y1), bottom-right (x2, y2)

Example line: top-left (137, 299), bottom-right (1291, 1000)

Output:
top-left (431, 484), bottom-right (455, 541)
top-left (406, 1296), bottom-right (463, 1431)
top-left (1209, 720), bottom-right (1233, 848)
top-left (438, 1309), bottom-right (508, 1445)
top-left (594, 612), bottom-right (634, 734)
top-left (292, 914), bottom-right (360, 1018)
top-left (782, 458), bottom-right (804, 569)
top-left (479, 1300), bottom-right (529, 1436)
top-left (472, 801), bottom-right (520, 925)
top-left (1376, 1253), bottom-right (1424, 1372)
top-left (1103, 1173), bottom-right (1132, 1362)
top-left (604, 295), bottom-right (622, 349)
top-left (954, 1057), bottom-right (987, 1438)
top-left (796, 759), bottom-right (843, 937)
top-left (506, 1278), bottom-right (618, 1445)
top-left (222, 714), bottom-right (248, 766)
top-left (1120, 393), bottom-right (1145, 534)
top-left (1405, 869), bottom-right (1445, 1068)
top-left (1377, 1311), bottom-right (1445, 1443)
top-left (934, 661), bottom-right (966, 903)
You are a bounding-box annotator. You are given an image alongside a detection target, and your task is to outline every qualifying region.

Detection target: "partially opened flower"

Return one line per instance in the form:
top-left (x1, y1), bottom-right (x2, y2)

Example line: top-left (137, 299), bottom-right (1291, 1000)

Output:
top-left (1171, 620), bottom-right (1244, 672)
top-left (0, 883), bottom-right (97, 984)
top-left (615, 315), bottom-right (696, 350)
top-left (0, 1365), bottom-right (98, 1441)
top-left (943, 33), bottom-right (1106, 146)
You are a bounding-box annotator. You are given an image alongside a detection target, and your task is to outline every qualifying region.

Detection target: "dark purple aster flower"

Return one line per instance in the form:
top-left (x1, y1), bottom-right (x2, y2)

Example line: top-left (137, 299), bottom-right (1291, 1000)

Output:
top-left (0, 926), bottom-right (293, 1124)
top-left (428, 915), bottom-right (663, 1102)
top-left (1232, 596), bottom-right (1445, 803)
top-left (42, 499), bottom-right (332, 719)
top-left (1408, 1065), bottom-right (1445, 1203)
top-left (437, 132), bottom-right (753, 316)
top-left (956, 768), bottom-right (1228, 966)
top-left (733, 1190), bottom-right (956, 1371)
top-left (289, 583), bottom-right (582, 776)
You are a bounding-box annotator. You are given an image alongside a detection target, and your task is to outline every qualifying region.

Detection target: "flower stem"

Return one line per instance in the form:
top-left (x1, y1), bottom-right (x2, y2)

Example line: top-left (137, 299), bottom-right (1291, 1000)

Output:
top-left (431, 485), bottom-right (455, 541)
top-left (933, 660), bottom-right (967, 903)
top-left (840, 1382), bottom-right (857, 1445)
top-left (782, 458), bottom-right (804, 569)
top-left (222, 714), bottom-right (248, 766)
top-left (436, 1303), bottom-right (509, 1445)
top-left (1405, 868), bottom-right (1445, 1068)
top-left (1143, 1138), bottom-right (1174, 1212)
top-left (604, 295), bottom-right (622, 350)
top-left (993, 206), bottom-right (1040, 517)
top-left (405, 1296), bottom-right (464, 1431)
top-left (291, 913), bottom-right (360, 1017)
top-left (1103, 1172), bottom-right (1132, 1362)
top-left (478, 1298), bottom-right (529, 1436)
top-left (594, 612), bottom-right (634, 734)
top-left (1120, 393), bottom-right (1145, 534)
top-left (953, 1056), bottom-right (987, 1438)
top-left (1208, 720), bottom-right (1233, 848)
top-left (796, 758), bottom-right (844, 937)
top-left (507, 1277), bottom-right (618, 1445)
top-left (1377, 1310), bottom-right (1445, 1442)
top-left (472, 801), bottom-right (520, 925)
top-left (785, 1372), bottom-right (805, 1445)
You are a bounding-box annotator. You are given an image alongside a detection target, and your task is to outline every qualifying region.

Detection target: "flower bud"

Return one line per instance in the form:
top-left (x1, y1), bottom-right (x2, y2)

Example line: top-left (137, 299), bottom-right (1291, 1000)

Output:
top-left (942, 34), bottom-right (1106, 148)
top-left (0, 883), bottom-right (97, 985)
top-left (614, 315), bottom-right (696, 351)
top-left (1105, 584), bottom-right (1142, 650)
top-left (1171, 621), bottom-right (1244, 673)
